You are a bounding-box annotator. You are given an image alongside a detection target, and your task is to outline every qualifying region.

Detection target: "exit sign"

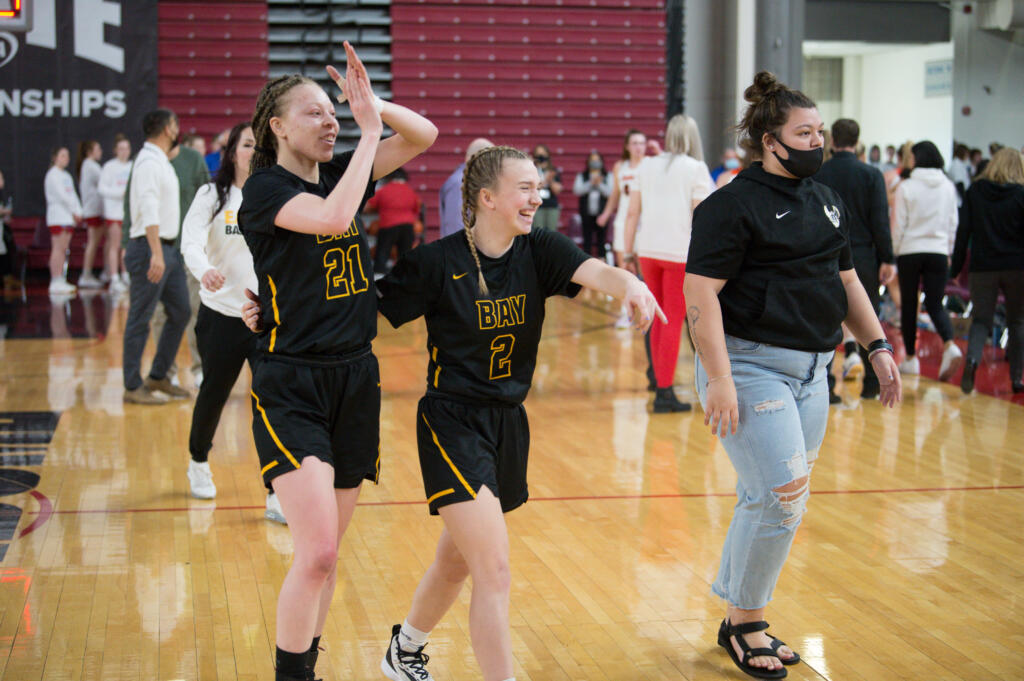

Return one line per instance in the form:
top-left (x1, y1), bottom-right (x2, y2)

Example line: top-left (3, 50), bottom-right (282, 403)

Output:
top-left (0, 0), bottom-right (32, 32)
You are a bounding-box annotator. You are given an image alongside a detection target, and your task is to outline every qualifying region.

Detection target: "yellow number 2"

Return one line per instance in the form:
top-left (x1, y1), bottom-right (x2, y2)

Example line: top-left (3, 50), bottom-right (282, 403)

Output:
top-left (488, 334), bottom-right (515, 380)
top-left (323, 244), bottom-right (370, 300)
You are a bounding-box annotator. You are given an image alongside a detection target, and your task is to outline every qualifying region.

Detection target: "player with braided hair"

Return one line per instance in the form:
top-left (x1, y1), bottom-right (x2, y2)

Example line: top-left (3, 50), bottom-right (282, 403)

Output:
top-left (372, 144), bottom-right (666, 681)
top-left (237, 42), bottom-right (436, 681)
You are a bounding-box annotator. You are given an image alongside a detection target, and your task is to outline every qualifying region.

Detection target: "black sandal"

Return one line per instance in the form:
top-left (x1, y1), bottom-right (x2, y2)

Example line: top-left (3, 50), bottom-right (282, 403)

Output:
top-left (717, 619), bottom-right (787, 679)
top-left (768, 633), bottom-right (801, 665)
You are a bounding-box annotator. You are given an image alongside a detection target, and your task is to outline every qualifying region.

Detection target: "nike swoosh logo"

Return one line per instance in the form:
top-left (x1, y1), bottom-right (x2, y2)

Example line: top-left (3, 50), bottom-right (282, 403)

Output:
top-left (452, 272), bottom-right (468, 280)
top-left (775, 211), bottom-right (791, 219)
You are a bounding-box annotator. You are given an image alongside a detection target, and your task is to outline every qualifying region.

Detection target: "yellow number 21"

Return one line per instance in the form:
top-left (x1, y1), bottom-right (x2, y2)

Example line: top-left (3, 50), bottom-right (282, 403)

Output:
top-left (323, 245), bottom-right (369, 300)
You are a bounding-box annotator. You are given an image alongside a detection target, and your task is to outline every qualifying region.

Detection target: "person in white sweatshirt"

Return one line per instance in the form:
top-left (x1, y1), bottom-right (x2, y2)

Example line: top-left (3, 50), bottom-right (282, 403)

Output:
top-left (99, 134), bottom-right (133, 291)
top-left (179, 122), bottom-right (286, 524)
top-left (893, 140), bottom-right (962, 379)
top-left (44, 147), bottom-right (82, 295)
top-left (75, 140), bottom-right (105, 288)
top-left (624, 114), bottom-right (712, 413)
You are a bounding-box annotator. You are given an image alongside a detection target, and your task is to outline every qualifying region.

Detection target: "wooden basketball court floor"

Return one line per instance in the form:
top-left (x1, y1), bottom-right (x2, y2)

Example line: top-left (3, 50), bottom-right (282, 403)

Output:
top-left (0, 290), bottom-right (1021, 681)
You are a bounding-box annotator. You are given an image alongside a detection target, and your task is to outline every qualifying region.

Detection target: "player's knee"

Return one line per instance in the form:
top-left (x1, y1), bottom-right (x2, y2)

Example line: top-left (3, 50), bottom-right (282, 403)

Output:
top-left (471, 552), bottom-right (511, 593)
top-left (772, 475), bottom-right (810, 529)
top-left (298, 541), bottom-right (339, 580)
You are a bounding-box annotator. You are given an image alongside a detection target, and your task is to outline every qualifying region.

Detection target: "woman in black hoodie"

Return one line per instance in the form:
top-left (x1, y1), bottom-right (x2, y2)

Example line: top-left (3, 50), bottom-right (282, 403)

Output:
top-left (952, 147), bottom-right (1024, 394)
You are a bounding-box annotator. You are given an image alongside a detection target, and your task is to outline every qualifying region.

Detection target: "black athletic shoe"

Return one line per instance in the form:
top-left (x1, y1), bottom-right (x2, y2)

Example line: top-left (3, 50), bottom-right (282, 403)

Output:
top-left (381, 624), bottom-right (433, 681)
top-left (653, 387), bottom-right (692, 413)
top-left (960, 359), bottom-right (978, 395)
top-left (828, 391), bottom-right (842, 405)
top-left (1013, 381), bottom-right (1024, 394)
top-left (860, 380), bottom-right (880, 400)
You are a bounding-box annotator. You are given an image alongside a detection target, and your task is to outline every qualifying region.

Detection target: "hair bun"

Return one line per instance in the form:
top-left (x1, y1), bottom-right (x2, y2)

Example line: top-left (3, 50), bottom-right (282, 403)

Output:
top-left (744, 71), bottom-right (784, 104)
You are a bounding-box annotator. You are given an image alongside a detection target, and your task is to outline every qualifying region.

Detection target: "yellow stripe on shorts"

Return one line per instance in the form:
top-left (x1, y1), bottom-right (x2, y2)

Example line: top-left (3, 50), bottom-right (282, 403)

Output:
top-left (251, 391), bottom-right (301, 470)
top-left (421, 414), bottom-right (476, 499)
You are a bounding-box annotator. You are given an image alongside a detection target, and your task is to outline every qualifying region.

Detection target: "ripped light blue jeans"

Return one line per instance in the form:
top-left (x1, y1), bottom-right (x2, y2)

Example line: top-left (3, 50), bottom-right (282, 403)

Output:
top-left (695, 334), bottom-right (833, 610)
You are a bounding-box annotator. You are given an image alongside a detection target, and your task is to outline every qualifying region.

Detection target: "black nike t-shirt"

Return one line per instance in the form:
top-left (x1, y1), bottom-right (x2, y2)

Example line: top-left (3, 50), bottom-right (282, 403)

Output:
top-left (239, 151), bottom-right (377, 356)
top-left (687, 162), bottom-right (854, 352)
top-left (377, 228), bottom-right (591, 404)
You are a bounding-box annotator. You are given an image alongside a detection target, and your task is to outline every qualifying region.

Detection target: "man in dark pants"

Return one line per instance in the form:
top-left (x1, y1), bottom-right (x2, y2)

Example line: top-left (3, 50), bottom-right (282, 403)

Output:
top-left (815, 118), bottom-right (895, 400)
top-left (122, 109), bottom-right (191, 404)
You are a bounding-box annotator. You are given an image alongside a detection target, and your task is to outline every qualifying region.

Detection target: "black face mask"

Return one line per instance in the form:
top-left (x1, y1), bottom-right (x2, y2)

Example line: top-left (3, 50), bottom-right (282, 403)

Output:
top-left (534, 155), bottom-right (548, 164)
top-left (771, 138), bottom-right (823, 178)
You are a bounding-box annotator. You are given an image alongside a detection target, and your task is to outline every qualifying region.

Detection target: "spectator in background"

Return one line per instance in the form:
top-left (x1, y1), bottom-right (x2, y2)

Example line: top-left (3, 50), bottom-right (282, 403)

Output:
top-left (122, 108), bottom-right (191, 404)
top-left (710, 148), bottom-right (740, 184)
top-left (98, 134), bottom-right (132, 292)
top-left (950, 143), bottom-right (972, 202)
top-left (714, 148), bottom-right (743, 189)
top-left (364, 167), bottom-right (422, 276)
top-left (624, 114), bottom-right (711, 413)
top-left (532, 143), bottom-right (562, 230)
top-left (0, 170), bottom-right (18, 292)
top-left (952, 147), bottom-right (1024, 394)
top-left (814, 118), bottom-right (895, 400)
top-left (204, 128), bottom-right (230, 175)
top-left (893, 140), bottom-right (962, 380)
top-left (989, 142), bottom-right (1004, 158)
top-left (970, 148), bottom-right (984, 175)
top-left (884, 144), bottom-right (898, 172)
top-left (869, 144), bottom-right (882, 170)
top-left (76, 140), bottom-right (106, 288)
top-left (573, 150), bottom-right (612, 259)
top-left (44, 146), bottom-right (82, 295)
top-left (184, 134), bottom-right (206, 158)
top-left (438, 137), bottom-right (492, 238)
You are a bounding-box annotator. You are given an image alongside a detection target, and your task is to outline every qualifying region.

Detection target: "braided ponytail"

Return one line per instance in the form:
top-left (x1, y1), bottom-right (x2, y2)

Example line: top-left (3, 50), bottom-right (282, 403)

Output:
top-left (249, 74), bottom-right (317, 175)
top-left (460, 145), bottom-right (531, 295)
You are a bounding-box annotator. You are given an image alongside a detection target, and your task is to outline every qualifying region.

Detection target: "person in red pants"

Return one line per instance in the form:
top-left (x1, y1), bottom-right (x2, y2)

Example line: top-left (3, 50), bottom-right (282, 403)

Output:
top-left (624, 114), bottom-right (713, 412)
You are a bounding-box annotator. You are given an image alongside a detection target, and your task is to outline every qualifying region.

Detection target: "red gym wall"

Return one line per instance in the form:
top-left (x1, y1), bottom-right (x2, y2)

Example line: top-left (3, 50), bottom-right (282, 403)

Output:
top-left (389, 0), bottom-right (667, 237)
top-left (158, 2), bottom-right (270, 142)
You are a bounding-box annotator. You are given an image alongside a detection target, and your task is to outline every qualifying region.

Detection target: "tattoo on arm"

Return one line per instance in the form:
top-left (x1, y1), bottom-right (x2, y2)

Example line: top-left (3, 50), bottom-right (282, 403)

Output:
top-left (687, 305), bottom-right (705, 362)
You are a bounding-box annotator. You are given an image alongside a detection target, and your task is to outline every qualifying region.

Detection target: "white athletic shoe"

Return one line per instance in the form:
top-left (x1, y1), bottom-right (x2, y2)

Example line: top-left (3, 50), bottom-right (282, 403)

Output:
top-left (48, 278), bottom-right (76, 295)
top-left (938, 343), bottom-right (963, 381)
top-left (382, 624), bottom-right (433, 681)
top-left (98, 271), bottom-right (112, 284)
top-left (109, 276), bottom-right (128, 293)
top-left (842, 352), bottom-right (864, 381)
top-left (264, 493), bottom-right (287, 524)
top-left (77, 272), bottom-right (102, 288)
top-left (899, 356), bottom-right (920, 375)
top-left (187, 460), bottom-right (216, 499)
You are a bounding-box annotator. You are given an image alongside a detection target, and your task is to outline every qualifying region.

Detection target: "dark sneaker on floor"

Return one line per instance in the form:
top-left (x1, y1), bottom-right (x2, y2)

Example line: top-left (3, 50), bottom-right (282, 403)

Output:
top-left (860, 381), bottom-right (880, 400)
top-left (960, 359), bottom-right (978, 394)
top-left (381, 624), bottom-right (433, 681)
top-left (828, 391), bottom-right (842, 405)
top-left (653, 387), bottom-right (692, 413)
top-left (123, 386), bottom-right (169, 405)
top-left (144, 376), bottom-right (190, 399)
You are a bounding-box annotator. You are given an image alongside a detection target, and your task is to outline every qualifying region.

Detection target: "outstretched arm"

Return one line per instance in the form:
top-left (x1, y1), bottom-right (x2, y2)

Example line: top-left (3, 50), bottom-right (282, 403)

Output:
top-left (570, 258), bottom-right (666, 332)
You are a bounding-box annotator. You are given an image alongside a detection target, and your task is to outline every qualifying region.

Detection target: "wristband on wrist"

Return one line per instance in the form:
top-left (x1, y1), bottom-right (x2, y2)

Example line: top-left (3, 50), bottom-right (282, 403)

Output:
top-left (707, 373), bottom-right (732, 384)
top-left (623, 252), bottom-right (636, 262)
top-left (867, 338), bottom-right (893, 354)
top-left (373, 95), bottom-right (385, 113)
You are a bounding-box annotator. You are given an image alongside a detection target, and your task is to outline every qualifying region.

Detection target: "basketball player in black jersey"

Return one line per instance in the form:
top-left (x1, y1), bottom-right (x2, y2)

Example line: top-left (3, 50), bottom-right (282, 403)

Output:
top-left (374, 146), bottom-right (665, 681)
top-left (237, 42), bottom-right (437, 681)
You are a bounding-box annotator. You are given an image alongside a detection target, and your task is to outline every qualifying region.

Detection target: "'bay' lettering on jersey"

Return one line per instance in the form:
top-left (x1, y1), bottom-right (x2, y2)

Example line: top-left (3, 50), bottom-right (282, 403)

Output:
top-left (476, 295), bottom-right (527, 330)
top-left (316, 221), bottom-right (359, 243)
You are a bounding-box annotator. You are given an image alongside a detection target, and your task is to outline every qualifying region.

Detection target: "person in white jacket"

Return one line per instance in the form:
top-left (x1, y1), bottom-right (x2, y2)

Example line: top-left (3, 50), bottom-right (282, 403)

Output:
top-left (179, 122), bottom-right (286, 524)
top-left (44, 147), bottom-right (82, 295)
top-left (624, 114), bottom-right (712, 413)
top-left (893, 140), bottom-right (962, 379)
top-left (75, 140), bottom-right (105, 288)
top-left (98, 134), bottom-right (133, 291)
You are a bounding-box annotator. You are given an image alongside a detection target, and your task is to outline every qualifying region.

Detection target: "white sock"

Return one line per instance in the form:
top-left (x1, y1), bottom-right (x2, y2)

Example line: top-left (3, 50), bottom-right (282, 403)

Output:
top-left (398, 619), bottom-right (430, 652)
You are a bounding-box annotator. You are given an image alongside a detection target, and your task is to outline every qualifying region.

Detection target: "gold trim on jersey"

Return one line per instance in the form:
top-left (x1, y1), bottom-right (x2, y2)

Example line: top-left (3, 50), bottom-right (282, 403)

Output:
top-left (431, 345), bottom-right (441, 387)
top-left (421, 414), bottom-right (476, 500)
top-left (267, 275), bottom-right (281, 352)
top-left (427, 488), bottom-right (455, 505)
top-left (252, 391), bottom-right (301, 471)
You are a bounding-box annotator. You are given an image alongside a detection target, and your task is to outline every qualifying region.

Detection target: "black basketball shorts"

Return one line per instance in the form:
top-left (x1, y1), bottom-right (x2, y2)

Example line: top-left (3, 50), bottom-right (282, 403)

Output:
top-left (416, 395), bottom-right (530, 515)
top-left (250, 349), bottom-right (381, 490)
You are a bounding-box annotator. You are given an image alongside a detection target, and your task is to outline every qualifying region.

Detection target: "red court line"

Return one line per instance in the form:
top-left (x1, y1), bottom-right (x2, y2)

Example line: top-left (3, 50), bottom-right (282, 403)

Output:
top-left (18, 491), bottom-right (52, 538)
top-left (35, 484), bottom-right (1024, 516)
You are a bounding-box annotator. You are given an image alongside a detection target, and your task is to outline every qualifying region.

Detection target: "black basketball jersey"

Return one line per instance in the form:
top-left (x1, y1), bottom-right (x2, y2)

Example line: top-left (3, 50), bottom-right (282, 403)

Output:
top-left (378, 229), bottom-right (591, 404)
top-left (239, 151), bottom-right (376, 356)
